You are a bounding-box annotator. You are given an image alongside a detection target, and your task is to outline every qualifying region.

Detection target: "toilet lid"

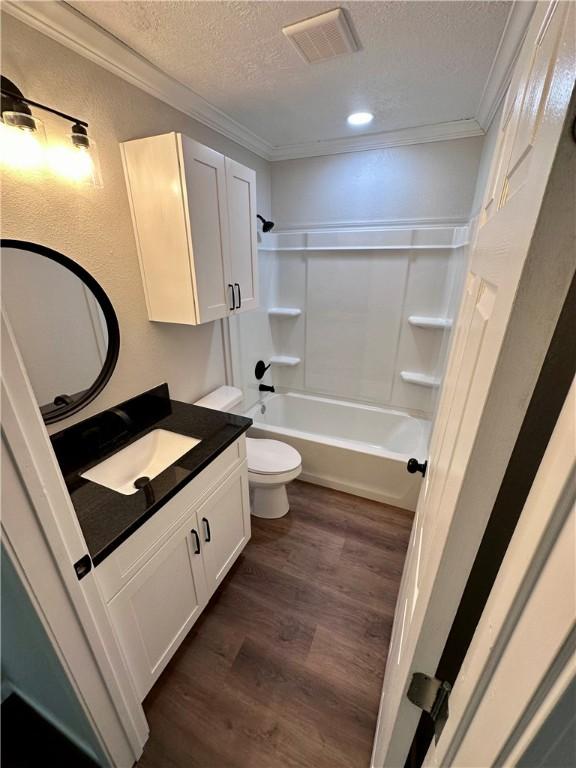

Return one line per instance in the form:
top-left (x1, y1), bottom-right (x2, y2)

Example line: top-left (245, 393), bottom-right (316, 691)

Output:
top-left (246, 438), bottom-right (301, 475)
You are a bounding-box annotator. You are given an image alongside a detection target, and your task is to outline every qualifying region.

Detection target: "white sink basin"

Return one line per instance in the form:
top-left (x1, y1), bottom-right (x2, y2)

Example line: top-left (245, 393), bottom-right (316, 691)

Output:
top-left (81, 429), bottom-right (201, 495)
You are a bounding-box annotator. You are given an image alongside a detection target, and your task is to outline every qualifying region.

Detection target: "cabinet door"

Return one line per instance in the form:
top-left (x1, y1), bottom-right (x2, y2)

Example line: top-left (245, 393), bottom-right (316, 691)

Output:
top-left (121, 133), bottom-right (198, 324)
top-left (198, 463), bottom-right (251, 594)
top-left (178, 136), bottom-right (232, 323)
top-left (107, 515), bottom-right (208, 701)
top-left (225, 158), bottom-right (259, 313)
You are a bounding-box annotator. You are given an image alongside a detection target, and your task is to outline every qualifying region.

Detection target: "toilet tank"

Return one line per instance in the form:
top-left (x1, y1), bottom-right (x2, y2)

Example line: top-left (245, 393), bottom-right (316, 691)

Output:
top-left (194, 386), bottom-right (243, 413)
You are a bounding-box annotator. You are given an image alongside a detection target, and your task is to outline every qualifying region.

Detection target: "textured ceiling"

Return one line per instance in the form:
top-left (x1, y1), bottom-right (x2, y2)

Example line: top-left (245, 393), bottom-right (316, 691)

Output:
top-left (69, 1), bottom-right (511, 148)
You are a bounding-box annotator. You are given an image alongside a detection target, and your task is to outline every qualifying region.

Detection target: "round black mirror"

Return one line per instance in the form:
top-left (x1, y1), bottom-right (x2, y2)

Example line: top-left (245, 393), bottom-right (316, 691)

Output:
top-left (1, 240), bottom-right (120, 424)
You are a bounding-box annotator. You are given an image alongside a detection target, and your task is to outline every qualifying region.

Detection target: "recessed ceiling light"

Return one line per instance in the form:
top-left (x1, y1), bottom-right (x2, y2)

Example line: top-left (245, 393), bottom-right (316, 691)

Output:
top-left (347, 112), bottom-right (374, 126)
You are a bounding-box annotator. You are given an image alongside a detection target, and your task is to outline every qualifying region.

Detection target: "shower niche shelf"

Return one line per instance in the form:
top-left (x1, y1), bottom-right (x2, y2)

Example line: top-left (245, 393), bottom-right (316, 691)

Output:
top-left (408, 316), bottom-right (453, 329)
top-left (268, 307), bottom-right (302, 317)
top-left (270, 356), bottom-right (301, 367)
top-left (400, 371), bottom-right (440, 388)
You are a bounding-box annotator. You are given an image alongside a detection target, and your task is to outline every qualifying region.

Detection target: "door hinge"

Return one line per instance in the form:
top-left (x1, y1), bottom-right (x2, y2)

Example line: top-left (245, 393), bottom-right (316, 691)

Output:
top-left (407, 672), bottom-right (452, 742)
top-left (73, 554), bottom-right (92, 581)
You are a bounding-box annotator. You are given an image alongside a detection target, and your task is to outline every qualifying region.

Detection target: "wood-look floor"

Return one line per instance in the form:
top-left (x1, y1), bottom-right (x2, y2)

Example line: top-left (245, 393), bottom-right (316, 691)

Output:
top-left (137, 480), bottom-right (413, 768)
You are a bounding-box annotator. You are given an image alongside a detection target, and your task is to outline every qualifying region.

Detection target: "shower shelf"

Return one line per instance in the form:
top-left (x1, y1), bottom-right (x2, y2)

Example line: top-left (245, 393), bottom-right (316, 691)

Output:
top-left (400, 371), bottom-right (440, 388)
top-left (408, 316), bottom-right (453, 329)
top-left (269, 356), bottom-right (301, 367)
top-left (268, 307), bottom-right (302, 317)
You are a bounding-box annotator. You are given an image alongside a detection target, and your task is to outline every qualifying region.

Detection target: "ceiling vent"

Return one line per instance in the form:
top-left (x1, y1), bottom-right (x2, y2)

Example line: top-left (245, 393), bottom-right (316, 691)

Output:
top-left (282, 8), bottom-right (359, 64)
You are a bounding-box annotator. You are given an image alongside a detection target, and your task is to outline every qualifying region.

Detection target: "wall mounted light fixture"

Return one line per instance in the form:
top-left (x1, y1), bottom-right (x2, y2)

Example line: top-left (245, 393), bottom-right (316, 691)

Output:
top-left (0, 76), bottom-right (102, 187)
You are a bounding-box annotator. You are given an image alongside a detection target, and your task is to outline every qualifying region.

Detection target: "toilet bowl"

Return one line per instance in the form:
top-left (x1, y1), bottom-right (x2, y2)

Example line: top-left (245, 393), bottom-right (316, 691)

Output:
top-left (194, 386), bottom-right (302, 519)
top-left (246, 438), bottom-right (301, 518)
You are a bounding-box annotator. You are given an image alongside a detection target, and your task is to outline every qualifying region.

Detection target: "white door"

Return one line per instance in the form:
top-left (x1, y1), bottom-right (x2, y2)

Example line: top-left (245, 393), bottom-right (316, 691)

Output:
top-left (225, 157), bottom-right (259, 313)
top-left (178, 136), bottom-right (233, 323)
top-left (372, 4), bottom-right (575, 765)
top-left (425, 379), bottom-right (575, 767)
top-left (197, 463), bottom-right (251, 593)
top-left (108, 514), bottom-right (209, 701)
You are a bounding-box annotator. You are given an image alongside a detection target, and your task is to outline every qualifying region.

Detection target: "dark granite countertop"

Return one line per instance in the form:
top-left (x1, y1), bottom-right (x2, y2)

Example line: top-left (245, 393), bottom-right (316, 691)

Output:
top-left (50, 384), bottom-right (251, 566)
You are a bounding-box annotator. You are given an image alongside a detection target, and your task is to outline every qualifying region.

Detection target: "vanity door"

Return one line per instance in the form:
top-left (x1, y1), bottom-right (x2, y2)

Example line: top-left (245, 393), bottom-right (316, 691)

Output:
top-left (197, 462), bottom-right (251, 595)
top-left (108, 513), bottom-right (209, 701)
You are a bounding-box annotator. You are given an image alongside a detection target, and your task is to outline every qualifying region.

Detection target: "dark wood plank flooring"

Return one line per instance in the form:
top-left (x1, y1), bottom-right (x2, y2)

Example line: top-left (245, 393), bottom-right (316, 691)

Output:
top-left (138, 480), bottom-right (413, 768)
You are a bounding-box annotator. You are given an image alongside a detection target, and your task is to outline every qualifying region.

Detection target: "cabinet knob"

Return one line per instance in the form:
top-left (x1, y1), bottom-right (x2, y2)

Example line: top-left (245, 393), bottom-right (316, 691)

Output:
top-left (407, 458), bottom-right (428, 477)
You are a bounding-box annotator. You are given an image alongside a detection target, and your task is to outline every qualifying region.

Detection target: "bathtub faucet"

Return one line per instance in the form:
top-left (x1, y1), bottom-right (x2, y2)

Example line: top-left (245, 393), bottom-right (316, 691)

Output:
top-left (259, 384), bottom-right (275, 393)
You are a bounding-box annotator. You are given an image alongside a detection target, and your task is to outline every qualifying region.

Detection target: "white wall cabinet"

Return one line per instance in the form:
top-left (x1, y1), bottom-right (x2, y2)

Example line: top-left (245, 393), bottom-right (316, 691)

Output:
top-left (121, 133), bottom-right (258, 325)
top-left (96, 438), bottom-right (250, 700)
top-left (225, 157), bottom-right (259, 314)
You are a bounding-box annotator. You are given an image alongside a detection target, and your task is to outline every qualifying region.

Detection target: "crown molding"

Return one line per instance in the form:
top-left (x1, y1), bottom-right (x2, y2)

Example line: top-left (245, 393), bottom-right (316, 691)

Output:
top-left (3, 0), bottom-right (275, 160)
top-left (6, 0), bottom-right (532, 162)
top-left (267, 119), bottom-right (484, 161)
top-left (476, 1), bottom-right (536, 130)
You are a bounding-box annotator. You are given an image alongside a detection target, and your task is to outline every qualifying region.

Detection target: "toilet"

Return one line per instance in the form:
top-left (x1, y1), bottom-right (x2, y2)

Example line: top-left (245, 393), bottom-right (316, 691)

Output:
top-left (194, 386), bottom-right (302, 519)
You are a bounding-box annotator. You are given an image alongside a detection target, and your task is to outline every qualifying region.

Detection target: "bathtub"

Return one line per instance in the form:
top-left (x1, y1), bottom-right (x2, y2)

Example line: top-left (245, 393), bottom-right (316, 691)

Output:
top-left (245, 392), bottom-right (430, 511)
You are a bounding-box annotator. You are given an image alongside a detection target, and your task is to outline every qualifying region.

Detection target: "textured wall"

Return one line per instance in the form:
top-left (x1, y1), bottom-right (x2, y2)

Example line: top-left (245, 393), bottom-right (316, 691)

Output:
top-left (271, 137), bottom-right (484, 228)
top-left (1, 14), bottom-right (271, 431)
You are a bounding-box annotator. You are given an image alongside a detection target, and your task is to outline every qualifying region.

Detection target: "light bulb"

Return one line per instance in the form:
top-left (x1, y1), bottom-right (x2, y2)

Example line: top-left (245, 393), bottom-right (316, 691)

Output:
top-left (0, 113), bottom-right (47, 171)
top-left (347, 111), bottom-right (374, 126)
top-left (46, 133), bottom-right (102, 187)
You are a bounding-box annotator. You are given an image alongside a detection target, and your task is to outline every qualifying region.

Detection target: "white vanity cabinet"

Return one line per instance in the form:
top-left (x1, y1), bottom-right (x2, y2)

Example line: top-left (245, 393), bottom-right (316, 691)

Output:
top-left (95, 437), bottom-right (251, 700)
top-left (106, 511), bottom-right (208, 700)
top-left (197, 465), bottom-right (251, 592)
top-left (121, 133), bottom-right (258, 325)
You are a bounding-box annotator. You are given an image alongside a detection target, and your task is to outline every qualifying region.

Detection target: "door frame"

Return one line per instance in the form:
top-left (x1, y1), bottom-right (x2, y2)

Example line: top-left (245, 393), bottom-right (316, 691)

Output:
top-left (425, 378), bottom-right (575, 766)
top-left (1, 309), bottom-right (149, 766)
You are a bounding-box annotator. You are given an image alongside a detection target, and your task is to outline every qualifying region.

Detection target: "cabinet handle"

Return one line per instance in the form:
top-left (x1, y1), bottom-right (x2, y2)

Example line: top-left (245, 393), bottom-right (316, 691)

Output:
top-left (202, 517), bottom-right (211, 542)
top-left (191, 529), bottom-right (201, 554)
top-left (234, 282), bottom-right (242, 309)
top-left (228, 283), bottom-right (235, 311)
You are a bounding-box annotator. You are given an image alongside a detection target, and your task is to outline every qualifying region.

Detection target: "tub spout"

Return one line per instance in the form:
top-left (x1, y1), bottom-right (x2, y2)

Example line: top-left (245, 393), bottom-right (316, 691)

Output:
top-left (259, 384), bottom-right (275, 393)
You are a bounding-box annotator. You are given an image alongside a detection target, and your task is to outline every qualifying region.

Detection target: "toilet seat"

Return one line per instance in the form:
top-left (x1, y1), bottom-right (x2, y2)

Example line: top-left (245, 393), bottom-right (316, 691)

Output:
top-left (246, 438), bottom-right (301, 476)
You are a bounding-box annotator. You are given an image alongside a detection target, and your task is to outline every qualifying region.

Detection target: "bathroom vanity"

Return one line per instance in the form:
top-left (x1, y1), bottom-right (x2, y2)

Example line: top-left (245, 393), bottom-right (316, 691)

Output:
top-left (51, 384), bottom-right (252, 700)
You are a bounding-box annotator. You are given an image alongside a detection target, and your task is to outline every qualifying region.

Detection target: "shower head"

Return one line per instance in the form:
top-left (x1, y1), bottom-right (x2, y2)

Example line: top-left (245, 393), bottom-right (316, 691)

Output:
top-left (257, 214), bottom-right (275, 232)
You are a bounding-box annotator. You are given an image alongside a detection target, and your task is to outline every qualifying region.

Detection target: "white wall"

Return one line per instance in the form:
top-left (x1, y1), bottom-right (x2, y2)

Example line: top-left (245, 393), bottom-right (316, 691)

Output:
top-left (229, 248), bottom-right (276, 410)
top-left (271, 137), bottom-right (484, 229)
top-left (259, 238), bottom-right (458, 415)
top-left (1, 14), bottom-right (271, 431)
top-left (237, 137), bottom-right (486, 417)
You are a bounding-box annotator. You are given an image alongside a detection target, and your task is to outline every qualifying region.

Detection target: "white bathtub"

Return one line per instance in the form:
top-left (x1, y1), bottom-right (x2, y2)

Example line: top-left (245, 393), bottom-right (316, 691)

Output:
top-left (245, 392), bottom-right (430, 511)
